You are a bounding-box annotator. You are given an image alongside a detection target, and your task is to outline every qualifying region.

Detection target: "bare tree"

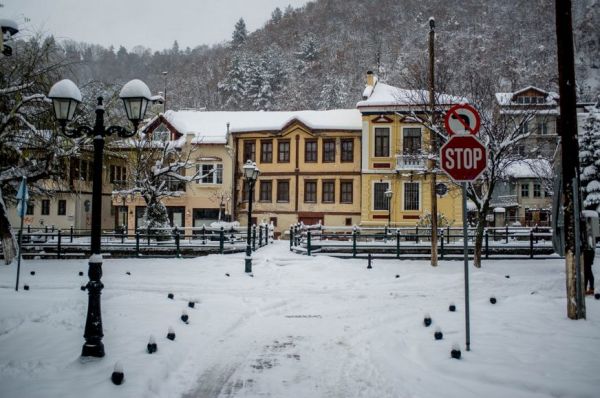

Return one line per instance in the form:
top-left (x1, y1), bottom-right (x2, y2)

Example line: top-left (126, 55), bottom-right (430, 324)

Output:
top-left (0, 34), bottom-right (78, 264)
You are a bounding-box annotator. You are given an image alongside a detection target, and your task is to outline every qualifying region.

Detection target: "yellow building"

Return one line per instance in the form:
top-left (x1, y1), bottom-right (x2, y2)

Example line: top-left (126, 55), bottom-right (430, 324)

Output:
top-left (231, 110), bottom-right (363, 233)
top-left (356, 72), bottom-right (463, 226)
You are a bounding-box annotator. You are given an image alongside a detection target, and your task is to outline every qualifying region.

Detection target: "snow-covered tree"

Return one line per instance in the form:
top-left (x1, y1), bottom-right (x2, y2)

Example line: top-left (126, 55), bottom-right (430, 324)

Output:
top-left (579, 103), bottom-right (600, 211)
top-left (114, 132), bottom-right (210, 239)
top-left (232, 18), bottom-right (248, 48)
top-left (0, 35), bottom-right (77, 264)
top-left (271, 7), bottom-right (283, 24)
top-left (218, 53), bottom-right (250, 110)
top-left (319, 76), bottom-right (347, 109)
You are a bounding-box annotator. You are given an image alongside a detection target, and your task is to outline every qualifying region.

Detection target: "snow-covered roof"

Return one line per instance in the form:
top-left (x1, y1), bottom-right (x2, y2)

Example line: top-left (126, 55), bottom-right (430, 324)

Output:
top-left (356, 80), bottom-right (466, 109)
top-left (161, 109), bottom-right (362, 144)
top-left (502, 159), bottom-right (552, 179)
top-left (495, 86), bottom-right (559, 106)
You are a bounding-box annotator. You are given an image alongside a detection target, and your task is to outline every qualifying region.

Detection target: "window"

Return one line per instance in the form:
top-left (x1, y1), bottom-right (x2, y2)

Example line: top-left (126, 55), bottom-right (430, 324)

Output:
top-left (41, 199), bottom-right (50, 215)
top-left (322, 180), bottom-right (335, 203)
top-left (243, 140), bottom-right (256, 162)
top-left (241, 181), bottom-right (254, 202)
top-left (270, 217), bottom-right (278, 227)
top-left (374, 182), bottom-right (390, 210)
top-left (533, 184), bottom-right (541, 198)
top-left (345, 217), bottom-right (352, 226)
top-left (537, 122), bottom-right (548, 135)
top-left (261, 140), bottom-right (273, 163)
top-left (521, 183), bottom-right (530, 197)
top-left (278, 140), bottom-right (290, 163)
top-left (57, 200), bottom-right (67, 216)
top-left (341, 139), bottom-right (354, 162)
top-left (304, 180), bottom-right (317, 202)
top-left (305, 140), bottom-right (317, 162)
top-left (197, 163), bottom-right (223, 184)
top-left (277, 180), bottom-right (289, 202)
top-left (341, 181), bottom-right (353, 204)
top-left (403, 182), bottom-right (420, 211)
top-left (518, 121), bottom-right (529, 135)
top-left (403, 128), bottom-right (421, 154)
top-left (374, 127), bottom-right (390, 157)
top-left (26, 202), bottom-right (34, 215)
top-left (259, 180), bottom-right (272, 202)
top-left (323, 139), bottom-right (336, 162)
top-left (110, 165), bottom-right (126, 183)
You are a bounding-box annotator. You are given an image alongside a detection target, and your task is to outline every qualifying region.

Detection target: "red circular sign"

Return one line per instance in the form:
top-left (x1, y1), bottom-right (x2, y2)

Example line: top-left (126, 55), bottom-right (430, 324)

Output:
top-left (444, 104), bottom-right (481, 136)
top-left (440, 135), bottom-right (487, 182)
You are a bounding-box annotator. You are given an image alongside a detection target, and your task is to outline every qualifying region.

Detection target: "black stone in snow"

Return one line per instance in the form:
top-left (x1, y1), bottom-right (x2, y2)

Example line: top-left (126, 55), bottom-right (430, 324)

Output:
top-left (505, 275), bottom-right (510, 278)
top-left (79, 271), bottom-right (84, 276)
top-left (449, 305), bottom-right (456, 312)
top-left (126, 271), bottom-right (131, 275)
top-left (167, 293), bottom-right (174, 299)
top-left (111, 371), bottom-right (124, 385)
top-left (423, 317), bottom-right (432, 327)
top-left (225, 273), bottom-right (230, 277)
top-left (451, 348), bottom-right (461, 359)
top-left (434, 331), bottom-right (443, 340)
top-left (595, 293), bottom-right (600, 300)
top-left (147, 343), bottom-right (157, 354)
top-left (23, 285), bottom-right (29, 290)
top-left (188, 301), bottom-right (195, 308)
top-left (490, 297), bottom-right (497, 304)
top-left (80, 285), bottom-right (86, 291)
top-left (395, 274), bottom-right (400, 278)
top-left (181, 314), bottom-right (189, 323)
top-left (30, 271), bottom-right (35, 276)
top-left (167, 332), bottom-right (176, 341)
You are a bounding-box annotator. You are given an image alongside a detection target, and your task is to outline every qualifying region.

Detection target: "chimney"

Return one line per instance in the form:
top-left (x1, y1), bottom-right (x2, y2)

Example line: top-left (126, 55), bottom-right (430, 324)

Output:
top-left (366, 70), bottom-right (374, 86)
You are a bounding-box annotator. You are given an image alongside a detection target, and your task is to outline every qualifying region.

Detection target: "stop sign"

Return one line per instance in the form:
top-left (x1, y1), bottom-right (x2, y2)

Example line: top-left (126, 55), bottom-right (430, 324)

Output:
top-left (440, 135), bottom-right (487, 182)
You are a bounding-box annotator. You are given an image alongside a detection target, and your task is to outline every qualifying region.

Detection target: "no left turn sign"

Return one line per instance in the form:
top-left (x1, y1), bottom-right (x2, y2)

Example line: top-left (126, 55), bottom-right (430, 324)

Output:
top-left (444, 104), bottom-right (481, 136)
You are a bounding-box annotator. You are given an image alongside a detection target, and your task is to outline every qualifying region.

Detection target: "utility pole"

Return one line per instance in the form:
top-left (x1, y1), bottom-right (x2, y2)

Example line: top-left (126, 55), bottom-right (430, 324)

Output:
top-left (555, 0), bottom-right (585, 319)
top-left (429, 17), bottom-right (438, 266)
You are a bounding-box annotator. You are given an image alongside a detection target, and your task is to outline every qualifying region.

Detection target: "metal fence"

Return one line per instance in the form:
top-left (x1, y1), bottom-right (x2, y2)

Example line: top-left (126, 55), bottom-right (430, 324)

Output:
top-left (6, 224), bottom-right (273, 259)
top-left (289, 224), bottom-right (556, 259)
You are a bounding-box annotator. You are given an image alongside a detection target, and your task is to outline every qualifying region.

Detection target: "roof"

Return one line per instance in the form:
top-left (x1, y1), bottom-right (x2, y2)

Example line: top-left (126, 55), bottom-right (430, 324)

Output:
top-left (158, 109), bottom-right (362, 144)
top-left (495, 86), bottom-right (559, 106)
top-left (502, 159), bottom-right (553, 179)
top-left (356, 79), bottom-right (466, 109)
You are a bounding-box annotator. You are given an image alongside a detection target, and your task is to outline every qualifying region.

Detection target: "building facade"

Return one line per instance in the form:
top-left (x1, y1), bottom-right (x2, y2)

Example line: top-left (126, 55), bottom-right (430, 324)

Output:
top-left (356, 72), bottom-right (464, 226)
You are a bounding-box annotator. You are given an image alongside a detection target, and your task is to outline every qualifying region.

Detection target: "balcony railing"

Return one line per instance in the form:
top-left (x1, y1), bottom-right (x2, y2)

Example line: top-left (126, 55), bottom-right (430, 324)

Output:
top-left (395, 153), bottom-right (426, 170)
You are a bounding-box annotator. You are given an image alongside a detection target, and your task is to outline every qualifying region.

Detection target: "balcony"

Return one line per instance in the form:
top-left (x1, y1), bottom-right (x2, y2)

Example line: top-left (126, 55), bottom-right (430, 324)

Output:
top-left (395, 153), bottom-right (426, 171)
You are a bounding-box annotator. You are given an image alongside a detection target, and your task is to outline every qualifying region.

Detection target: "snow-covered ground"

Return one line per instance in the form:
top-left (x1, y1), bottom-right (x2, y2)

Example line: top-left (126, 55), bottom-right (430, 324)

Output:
top-left (0, 242), bottom-right (599, 398)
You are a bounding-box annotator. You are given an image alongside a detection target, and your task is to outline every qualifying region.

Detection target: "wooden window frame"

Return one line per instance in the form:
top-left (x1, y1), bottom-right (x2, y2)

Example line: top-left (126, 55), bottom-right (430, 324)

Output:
top-left (304, 180), bottom-right (317, 203)
top-left (322, 180), bottom-right (335, 203)
top-left (323, 139), bottom-right (336, 163)
top-left (305, 139), bottom-right (318, 163)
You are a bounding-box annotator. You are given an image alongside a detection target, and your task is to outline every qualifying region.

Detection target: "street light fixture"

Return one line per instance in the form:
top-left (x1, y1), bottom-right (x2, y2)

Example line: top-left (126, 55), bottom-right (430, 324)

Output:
top-left (48, 78), bottom-right (155, 358)
top-left (243, 160), bottom-right (260, 273)
top-left (384, 188), bottom-right (393, 227)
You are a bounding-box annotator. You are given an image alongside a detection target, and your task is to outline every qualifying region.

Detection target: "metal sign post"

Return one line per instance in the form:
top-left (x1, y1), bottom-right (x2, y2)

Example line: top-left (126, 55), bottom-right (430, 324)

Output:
top-left (462, 182), bottom-right (471, 351)
top-left (441, 104), bottom-right (485, 352)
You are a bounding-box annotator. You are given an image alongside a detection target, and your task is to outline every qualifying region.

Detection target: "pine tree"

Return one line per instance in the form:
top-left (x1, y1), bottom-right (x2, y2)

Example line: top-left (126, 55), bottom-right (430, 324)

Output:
top-left (218, 53), bottom-right (250, 110)
top-left (319, 76), bottom-right (348, 109)
top-left (580, 105), bottom-right (600, 211)
top-left (232, 18), bottom-right (248, 47)
top-left (271, 7), bottom-right (283, 24)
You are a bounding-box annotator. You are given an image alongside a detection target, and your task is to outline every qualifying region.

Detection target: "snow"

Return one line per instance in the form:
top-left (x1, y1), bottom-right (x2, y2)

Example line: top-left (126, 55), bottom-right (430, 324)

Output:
top-left (503, 159), bottom-right (552, 179)
top-left (48, 79), bottom-right (82, 102)
top-left (495, 87), bottom-right (558, 106)
top-left (161, 110), bottom-right (362, 145)
top-left (119, 79), bottom-right (151, 99)
top-left (1, 242), bottom-right (599, 398)
top-left (493, 207), bottom-right (506, 213)
top-left (356, 80), bottom-right (466, 108)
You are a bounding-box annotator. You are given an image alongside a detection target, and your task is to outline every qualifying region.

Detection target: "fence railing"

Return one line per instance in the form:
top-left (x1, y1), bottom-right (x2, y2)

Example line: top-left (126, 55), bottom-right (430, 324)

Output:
top-left (289, 224), bottom-right (555, 259)
top-left (7, 224), bottom-right (273, 259)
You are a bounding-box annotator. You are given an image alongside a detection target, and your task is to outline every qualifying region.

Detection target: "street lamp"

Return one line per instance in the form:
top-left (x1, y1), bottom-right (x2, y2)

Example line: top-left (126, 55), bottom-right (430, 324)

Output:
top-left (384, 188), bottom-right (393, 227)
top-left (243, 160), bottom-right (260, 273)
top-left (48, 78), bottom-right (155, 358)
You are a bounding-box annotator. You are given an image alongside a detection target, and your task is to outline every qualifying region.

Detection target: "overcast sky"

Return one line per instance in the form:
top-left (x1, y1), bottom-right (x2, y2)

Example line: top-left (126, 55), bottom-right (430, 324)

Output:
top-left (3, 0), bottom-right (311, 51)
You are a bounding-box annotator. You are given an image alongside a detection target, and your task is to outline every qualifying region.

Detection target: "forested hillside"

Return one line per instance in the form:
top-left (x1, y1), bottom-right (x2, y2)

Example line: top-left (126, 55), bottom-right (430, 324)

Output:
top-left (39, 0), bottom-right (600, 110)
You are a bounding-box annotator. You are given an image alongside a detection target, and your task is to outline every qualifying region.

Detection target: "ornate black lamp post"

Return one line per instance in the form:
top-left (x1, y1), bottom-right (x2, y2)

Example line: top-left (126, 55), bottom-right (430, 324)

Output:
top-left (384, 188), bottom-right (393, 227)
top-left (243, 160), bottom-right (260, 273)
top-left (48, 78), bottom-right (156, 358)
